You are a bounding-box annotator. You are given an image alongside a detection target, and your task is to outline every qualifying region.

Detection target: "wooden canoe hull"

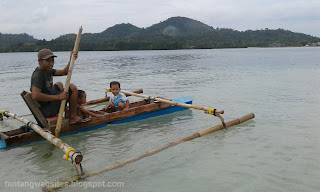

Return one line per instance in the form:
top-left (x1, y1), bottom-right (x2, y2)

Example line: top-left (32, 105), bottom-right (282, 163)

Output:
top-left (0, 97), bottom-right (193, 149)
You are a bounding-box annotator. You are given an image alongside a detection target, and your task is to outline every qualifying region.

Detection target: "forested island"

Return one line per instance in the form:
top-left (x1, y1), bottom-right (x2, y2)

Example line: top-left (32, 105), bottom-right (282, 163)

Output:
top-left (1, 16), bottom-right (319, 52)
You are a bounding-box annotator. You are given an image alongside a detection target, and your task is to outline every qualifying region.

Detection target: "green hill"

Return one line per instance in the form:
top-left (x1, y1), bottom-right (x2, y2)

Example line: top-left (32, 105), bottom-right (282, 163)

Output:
top-left (1, 16), bottom-right (319, 52)
top-left (0, 33), bottom-right (37, 49)
top-left (144, 16), bottom-right (214, 36)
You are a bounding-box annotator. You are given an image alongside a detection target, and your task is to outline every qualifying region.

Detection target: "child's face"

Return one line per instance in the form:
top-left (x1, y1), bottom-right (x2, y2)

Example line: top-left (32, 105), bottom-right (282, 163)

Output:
top-left (110, 84), bottom-right (120, 96)
top-left (78, 93), bottom-right (87, 104)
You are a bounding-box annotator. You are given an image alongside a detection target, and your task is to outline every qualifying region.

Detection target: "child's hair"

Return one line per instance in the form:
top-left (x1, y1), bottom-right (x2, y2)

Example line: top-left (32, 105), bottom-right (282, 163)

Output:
top-left (110, 81), bottom-right (121, 88)
top-left (78, 90), bottom-right (85, 99)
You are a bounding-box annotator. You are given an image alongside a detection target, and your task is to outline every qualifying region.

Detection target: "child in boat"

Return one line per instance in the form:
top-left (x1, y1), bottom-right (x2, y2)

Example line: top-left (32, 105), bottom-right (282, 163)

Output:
top-left (102, 81), bottom-right (129, 111)
top-left (76, 90), bottom-right (103, 118)
top-left (65, 90), bottom-right (102, 119)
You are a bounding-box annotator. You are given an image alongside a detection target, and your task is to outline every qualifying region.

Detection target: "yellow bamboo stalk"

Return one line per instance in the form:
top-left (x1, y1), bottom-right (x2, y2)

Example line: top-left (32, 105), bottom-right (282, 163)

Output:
top-left (120, 90), bottom-right (224, 114)
top-left (55, 27), bottom-right (83, 138)
top-left (43, 113), bottom-right (255, 192)
top-left (2, 111), bottom-right (83, 164)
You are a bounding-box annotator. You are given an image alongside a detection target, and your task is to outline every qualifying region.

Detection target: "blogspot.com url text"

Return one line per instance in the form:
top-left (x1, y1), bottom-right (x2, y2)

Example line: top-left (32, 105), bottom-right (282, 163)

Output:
top-left (4, 180), bottom-right (124, 189)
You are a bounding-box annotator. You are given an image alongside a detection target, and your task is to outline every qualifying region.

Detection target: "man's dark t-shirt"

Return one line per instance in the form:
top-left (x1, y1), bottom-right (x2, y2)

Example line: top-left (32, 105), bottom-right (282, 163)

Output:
top-left (30, 67), bottom-right (57, 95)
top-left (30, 67), bottom-right (60, 117)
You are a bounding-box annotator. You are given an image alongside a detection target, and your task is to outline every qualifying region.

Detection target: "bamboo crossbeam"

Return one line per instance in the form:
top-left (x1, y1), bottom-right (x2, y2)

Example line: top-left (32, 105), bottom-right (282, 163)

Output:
top-left (83, 89), bottom-right (143, 106)
top-left (120, 90), bottom-right (224, 115)
top-left (1, 111), bottom-right (83, 164)
top-left (55, 26), bottom-right (83, 138)
top-left (43, 113), bottom-right (255, 192)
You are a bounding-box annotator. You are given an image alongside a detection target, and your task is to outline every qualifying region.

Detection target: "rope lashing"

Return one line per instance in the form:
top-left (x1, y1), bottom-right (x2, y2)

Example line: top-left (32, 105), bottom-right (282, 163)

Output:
top-left (208, 108), bottom-right (217, 116)
top-left (65, 148), bottom-right (75, 160)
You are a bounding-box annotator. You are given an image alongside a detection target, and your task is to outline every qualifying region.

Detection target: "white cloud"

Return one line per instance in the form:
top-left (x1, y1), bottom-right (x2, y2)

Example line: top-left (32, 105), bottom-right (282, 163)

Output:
top-left (0, 0), bottom-right (319, 40)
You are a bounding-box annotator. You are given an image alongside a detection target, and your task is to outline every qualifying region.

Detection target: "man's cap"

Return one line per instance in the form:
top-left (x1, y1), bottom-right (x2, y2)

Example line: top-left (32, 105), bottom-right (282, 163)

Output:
top-left (38, 49), bottom-right (57, 60)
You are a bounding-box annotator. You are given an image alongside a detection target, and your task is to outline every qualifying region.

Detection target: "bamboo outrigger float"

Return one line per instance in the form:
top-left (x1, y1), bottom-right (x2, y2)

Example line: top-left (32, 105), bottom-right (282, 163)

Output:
top-left (43, 113), bottom-right (255, 192)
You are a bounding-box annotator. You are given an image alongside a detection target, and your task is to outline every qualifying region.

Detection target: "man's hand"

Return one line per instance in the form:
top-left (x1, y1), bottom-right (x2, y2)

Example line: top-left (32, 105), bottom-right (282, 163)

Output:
top-left (57, 92), bottom-right (68, 100)
top-left (70, 51), bottom-right (78, 60)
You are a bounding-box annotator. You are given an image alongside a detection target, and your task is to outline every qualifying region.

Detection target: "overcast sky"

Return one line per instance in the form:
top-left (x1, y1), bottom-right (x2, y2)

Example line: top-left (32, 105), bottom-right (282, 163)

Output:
top-left (1, 0), bottom-right (319, 40)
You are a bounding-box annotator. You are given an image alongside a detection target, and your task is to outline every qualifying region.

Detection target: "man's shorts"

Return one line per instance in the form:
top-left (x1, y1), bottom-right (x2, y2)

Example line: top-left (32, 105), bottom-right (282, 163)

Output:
top-left (40, 84), bottom-right (72, 118)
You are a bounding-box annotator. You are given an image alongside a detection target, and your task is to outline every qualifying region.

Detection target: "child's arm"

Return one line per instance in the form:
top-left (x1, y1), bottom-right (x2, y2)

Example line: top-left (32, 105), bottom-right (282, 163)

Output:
top-left (124, 100), bottom-right (129, 110)
top-left (103, 94), bottom-right (115, 111)
top-left (78, 106), bottom-right (102, 117)
top-left (102, 103), bottom-right (111, 111)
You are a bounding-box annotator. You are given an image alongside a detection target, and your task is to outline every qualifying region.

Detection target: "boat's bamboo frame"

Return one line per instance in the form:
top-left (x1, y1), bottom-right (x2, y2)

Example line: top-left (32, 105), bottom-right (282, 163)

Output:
top-left (120, 90), bottom-right (224, 114)
top-left (43, 113), bottom-right (255, 192)
top-left (82, 89), bottom-right (143, 106)
top-left (120, 90), bottom-right (227, 128)
top-left (1, 111), bottom-right (84, 175)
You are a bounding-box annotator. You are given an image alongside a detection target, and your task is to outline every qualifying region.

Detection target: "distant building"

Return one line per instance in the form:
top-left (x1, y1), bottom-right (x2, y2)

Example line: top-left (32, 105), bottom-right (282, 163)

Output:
top-left (269, 43), bottom-right (281, 47)
top-left (306, 42), bottom-right (320, 47)
top-left (24, 42), bottom-right (35, 46)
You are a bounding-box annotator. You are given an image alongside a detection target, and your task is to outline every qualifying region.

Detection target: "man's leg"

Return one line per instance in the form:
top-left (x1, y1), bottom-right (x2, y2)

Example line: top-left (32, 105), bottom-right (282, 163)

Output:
top-left (55, 82), bottom-right (88, 124)
top-left (55, 82), bottom-right (63, 90)
top-left (68, 83), bottom-right (82, 123)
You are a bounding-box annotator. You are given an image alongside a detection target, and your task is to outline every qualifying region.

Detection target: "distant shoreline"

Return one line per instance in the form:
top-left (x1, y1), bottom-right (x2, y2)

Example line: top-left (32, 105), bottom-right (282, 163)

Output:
top-left (1, 46), bottom-right (320, 54)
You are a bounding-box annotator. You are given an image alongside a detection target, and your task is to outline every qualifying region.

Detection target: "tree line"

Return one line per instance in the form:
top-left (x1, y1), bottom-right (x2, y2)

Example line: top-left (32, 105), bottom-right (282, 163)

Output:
top-left (1, 17), bottom-right (319, 52)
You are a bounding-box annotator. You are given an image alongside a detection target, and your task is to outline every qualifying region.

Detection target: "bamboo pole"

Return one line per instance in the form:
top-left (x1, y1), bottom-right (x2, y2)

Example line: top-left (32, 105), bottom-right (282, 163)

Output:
top-left (1, 111), bottom-right (83, 165)
top-left (83, 89), bottom-right (143, 106)
top-left (55, 27), bottom-right (83, 138)
top-left (43, 113), bottom-right (255, 192)
top-left (120, 90), bottom-right (224, 115)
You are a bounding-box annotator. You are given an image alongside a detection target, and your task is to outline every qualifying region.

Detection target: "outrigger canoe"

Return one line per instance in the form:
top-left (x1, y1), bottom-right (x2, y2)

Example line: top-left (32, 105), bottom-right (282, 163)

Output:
top-left (0, 90), bottom-right (193, 149)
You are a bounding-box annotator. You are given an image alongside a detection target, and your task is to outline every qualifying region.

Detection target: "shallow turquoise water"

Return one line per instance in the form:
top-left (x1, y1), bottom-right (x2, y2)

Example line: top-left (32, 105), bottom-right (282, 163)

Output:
top-left (0, 47), bottom-right (319, 191)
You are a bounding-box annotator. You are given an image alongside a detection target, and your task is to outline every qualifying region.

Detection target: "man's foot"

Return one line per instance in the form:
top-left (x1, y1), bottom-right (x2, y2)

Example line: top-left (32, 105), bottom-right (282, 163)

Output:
top-left (69, 117), bottom-right (90, 125)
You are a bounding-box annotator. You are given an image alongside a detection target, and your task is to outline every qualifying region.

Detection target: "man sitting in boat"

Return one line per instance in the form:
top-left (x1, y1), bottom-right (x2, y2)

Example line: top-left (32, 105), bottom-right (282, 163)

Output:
top-left (30, 49), bottom-right (89, 125)
top-left (103, 81), bottom-right (129, 111)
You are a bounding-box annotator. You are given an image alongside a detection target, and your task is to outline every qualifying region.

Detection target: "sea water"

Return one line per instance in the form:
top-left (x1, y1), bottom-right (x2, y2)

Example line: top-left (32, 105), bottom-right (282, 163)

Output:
top-left (0, 47), bottom-right (319, 192)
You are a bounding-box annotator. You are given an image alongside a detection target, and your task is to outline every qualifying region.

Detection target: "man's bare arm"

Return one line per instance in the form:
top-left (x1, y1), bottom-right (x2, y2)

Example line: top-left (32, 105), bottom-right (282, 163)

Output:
top-left (31, 87), bottom-right (67, 102)
top-left (55, 51), bottom-right (78, 76)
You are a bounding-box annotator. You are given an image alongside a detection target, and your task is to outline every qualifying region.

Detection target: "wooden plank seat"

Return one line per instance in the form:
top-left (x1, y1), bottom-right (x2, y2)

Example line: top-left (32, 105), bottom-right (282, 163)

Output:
top-left (21, 90), bottom-right (49, 129)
